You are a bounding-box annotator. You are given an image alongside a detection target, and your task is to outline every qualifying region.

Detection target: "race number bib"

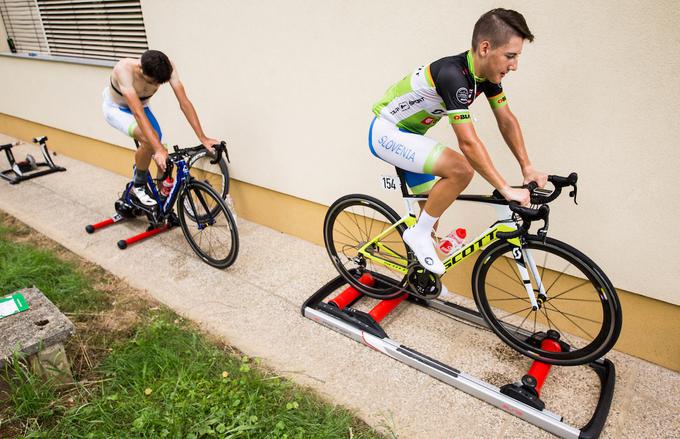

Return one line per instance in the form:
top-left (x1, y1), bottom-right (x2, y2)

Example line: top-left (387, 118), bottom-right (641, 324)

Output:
top-left (378, 175), bottom-right (400, 191)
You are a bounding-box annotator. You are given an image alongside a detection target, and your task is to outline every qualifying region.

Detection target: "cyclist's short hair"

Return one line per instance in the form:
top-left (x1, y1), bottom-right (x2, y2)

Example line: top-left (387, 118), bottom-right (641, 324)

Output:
top-left (472, 9), bottom-right (534, 50)
top-left (140, 50), bottom-right (173, 84)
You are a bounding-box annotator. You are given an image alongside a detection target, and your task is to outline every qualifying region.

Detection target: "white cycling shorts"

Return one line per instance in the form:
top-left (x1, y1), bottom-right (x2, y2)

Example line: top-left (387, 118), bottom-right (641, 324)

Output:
top-left (101, 87), bottom-right (162, 140)
top-left (368, 117), bottom-right (446, 194)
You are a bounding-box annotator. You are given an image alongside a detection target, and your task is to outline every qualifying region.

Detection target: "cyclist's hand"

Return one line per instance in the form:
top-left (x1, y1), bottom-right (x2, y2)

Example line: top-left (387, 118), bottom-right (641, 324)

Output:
top-left (499, 186), bottom-right (530, 207)
top-left (522, 166), bottom-right (548, 189)
top-left (200, 137), bottom-right (219, 154)
top-left (153, 149), bottom-right (169, 172)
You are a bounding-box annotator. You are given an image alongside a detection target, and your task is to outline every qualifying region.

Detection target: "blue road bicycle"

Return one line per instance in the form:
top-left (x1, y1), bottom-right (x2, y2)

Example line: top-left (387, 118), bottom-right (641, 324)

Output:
top-left (88, 142), bottom-right (238, 269)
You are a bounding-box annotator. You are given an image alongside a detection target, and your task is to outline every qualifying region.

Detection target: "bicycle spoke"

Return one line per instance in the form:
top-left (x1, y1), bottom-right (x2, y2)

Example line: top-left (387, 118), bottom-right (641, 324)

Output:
top-left (540, 251), bottom-right (547, 284)
top-left (206, 227), bottom-right (229, 251)
top-left (542, 303), bottom-right (595, 342)
top-left (543, 302), bottom-right (602, 325)
top-left (345, 211), bottom-right (366, 243)
top-left (487, 282), bottom-right (530, 302)
top-left (496, 305), bottom-right (534, 321)
top-left (548, 297), bottom-right (600, 303)
top-left (513, 310), bottom-right (533, 336)
top-left (207, 233), bottom-right (217, 258)
top-left (540, 305), bottom-right (554, 331)
top-left (504, 254), bottom-right (525, 285)
top-left (354, 208), bottom-right (364, 242)
top-left (336, 216), bottom-right (362, 245)
top-left (491, 259), bottom-right (524, 287)
top-left (548, 279), bottom-right (594, 300)
top-left (361, 207), bottom-right (371, 243)
top-left (335, 239), bottom-right (359, 250)
top-left (334, 227), bottom-right (361, 246)
top-left (367, 215), bottom-right (377, 246)
top-left (544, 261), bottom-right (573, 294)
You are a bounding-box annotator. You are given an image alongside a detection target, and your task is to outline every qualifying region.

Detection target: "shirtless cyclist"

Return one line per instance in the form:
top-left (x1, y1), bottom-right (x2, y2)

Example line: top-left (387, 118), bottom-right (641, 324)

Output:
top-left (369, 8), bottom-right (548, 275)
top-left (102, 49), bottom-right (217, 206)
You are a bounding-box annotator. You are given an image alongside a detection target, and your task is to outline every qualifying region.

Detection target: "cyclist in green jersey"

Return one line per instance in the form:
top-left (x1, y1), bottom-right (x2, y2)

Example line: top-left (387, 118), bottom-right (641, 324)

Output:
top-left (369, 8), bottom-right (548, 275)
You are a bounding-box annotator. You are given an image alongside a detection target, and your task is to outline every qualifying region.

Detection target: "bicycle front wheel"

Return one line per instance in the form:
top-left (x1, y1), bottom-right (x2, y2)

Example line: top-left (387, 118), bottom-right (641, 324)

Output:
top-left (472, 236), bottom-right (622, 366)
top-left (177, 181), bottom-right (239, 269)
top-left (324, 194), bottom-right (411, 299)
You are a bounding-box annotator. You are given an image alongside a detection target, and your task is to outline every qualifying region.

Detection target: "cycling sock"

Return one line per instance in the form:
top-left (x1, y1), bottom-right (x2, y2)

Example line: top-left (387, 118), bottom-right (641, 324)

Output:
top-left (133, 168), bottom-right (148, 187)
top-left (413, 211), bottom-right (438, 237)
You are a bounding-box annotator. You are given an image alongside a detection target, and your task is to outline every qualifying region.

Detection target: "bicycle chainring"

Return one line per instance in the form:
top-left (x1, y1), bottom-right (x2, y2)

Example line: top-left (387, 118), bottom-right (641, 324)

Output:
top-left (406, 262), bottom-right (442, 300)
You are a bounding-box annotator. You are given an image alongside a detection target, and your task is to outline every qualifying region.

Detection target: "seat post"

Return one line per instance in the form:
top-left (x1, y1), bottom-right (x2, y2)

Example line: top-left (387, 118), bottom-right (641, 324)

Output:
top-left (394, 167), bottom-right (411, 198)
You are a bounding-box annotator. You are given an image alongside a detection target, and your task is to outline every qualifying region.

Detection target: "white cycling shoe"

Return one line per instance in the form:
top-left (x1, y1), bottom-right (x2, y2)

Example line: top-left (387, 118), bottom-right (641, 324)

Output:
top-left (131, 186), bottom-right (157, 207)
top-left (403, 227), bottom-right (445, 275)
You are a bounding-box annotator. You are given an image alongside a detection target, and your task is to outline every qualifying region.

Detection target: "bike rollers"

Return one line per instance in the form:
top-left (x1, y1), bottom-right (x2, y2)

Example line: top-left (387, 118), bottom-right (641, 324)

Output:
top-left (0, 136), bottom-right (66, 184)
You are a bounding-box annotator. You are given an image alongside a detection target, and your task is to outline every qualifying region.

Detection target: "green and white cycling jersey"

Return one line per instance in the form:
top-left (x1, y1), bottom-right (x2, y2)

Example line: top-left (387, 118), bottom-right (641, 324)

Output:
top-left (372, 50), bottom-right (508, 135)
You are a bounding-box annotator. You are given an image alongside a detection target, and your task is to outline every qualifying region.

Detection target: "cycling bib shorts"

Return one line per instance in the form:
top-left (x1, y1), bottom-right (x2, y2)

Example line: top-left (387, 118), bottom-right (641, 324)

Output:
top-left (368, 116), bottom-right (445, 194)
top-left (102, 87), bottom-right (163, 141)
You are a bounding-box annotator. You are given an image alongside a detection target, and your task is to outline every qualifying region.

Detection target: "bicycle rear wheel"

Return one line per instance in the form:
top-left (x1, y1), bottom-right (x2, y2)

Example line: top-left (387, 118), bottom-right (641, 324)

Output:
top-left (324, 194), bottom-right (411, 299)
top-left (187, 149), bottom-right (229, 198)
top-left (472, 236), bottom-right (622, 366)
top-left (177, 181), bottom-right (238, 269)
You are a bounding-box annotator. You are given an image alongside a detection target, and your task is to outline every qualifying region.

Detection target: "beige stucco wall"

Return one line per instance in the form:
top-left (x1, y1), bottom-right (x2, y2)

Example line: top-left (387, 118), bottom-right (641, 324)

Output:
top-left (0, 0), bottom-right (678, 305)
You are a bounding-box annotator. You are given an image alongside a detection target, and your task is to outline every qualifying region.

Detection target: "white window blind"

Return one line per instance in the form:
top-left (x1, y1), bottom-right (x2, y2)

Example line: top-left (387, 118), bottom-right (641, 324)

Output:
top-left (1, 0), bottom-right (148, 62)
top-left (0, 0), bottom-right (49, 53)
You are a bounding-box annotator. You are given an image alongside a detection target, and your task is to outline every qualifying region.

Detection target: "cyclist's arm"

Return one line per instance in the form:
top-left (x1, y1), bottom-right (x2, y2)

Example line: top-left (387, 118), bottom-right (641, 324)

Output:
top-left (116, 67), bottom-right (164, 153)
top-left (451, 123), bottom-right (529, 205)
top-left (436, 63), bottom-right (527, 204)
top-left (491, 104), bottom-right (545, 186)
top-left (451, 122), bottom-right (508, 192)
top-left (168, 65), bottom-right (217, 150)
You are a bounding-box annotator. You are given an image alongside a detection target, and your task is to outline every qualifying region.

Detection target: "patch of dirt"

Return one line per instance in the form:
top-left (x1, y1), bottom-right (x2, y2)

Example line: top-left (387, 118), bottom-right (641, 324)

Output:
top-left (491, 342), bottom-right (525, 365)
top-left (480, 371), bottom-right (516, 387)
top-left (97, 310), bottom-right (139, 333)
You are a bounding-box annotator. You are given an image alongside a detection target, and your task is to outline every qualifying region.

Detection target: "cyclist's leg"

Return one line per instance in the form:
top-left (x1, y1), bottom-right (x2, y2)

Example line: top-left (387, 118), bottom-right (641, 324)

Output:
top-left (406, 150), bottom-right (473, 274)
top-left (369, 117), bottom-right (473, 274)
top-left (102, 92), bottom-right (162, 205)
top-left (129, 106), bottom-right (163, 175)
top-left (425, 148), bottom-right (474, 216)
top-left (128, 109), bottom-right (165, 206)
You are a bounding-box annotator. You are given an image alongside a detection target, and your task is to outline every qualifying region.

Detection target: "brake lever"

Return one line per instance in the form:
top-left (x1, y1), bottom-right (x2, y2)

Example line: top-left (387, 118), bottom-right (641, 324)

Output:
top-left (209, 141), bottom-right (228, 165)
top-left (537, 214), bottom-right (549, 242)
top-left (570, 183), bottom-right (578, 205)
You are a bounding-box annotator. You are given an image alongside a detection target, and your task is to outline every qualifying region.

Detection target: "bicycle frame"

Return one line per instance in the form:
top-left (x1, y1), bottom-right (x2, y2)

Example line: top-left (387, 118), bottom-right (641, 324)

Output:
top-left (357, 196), bottom-right (548, 309)
top-left (122, 159), bottom-right (189, 216)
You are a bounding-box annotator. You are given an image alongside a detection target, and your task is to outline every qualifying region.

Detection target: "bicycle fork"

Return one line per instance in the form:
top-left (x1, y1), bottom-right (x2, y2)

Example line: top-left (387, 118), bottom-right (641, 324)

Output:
top-left (510, 243), bottom-right (547, 311)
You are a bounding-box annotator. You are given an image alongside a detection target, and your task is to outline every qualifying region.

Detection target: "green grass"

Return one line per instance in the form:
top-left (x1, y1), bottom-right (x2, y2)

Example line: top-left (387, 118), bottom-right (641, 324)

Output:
top-left (0, 217), bottom-right (384, 439)
top-left (0, 224), bottom-right (109, 313)
top-left (28, 313), bottom-right (374, 439)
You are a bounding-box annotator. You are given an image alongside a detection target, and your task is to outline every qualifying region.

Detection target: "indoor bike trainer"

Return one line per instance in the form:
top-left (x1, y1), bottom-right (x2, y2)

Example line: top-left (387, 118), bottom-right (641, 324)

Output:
top-left (0, 136), bottom-right (66, 184)
top-left (302, 273), bottom-right (615, 439)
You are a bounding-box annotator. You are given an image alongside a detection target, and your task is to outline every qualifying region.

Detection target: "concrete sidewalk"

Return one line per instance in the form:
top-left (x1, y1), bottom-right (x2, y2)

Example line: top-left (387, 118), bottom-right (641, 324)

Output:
top-left (0, 134), bottom-right (677, 439)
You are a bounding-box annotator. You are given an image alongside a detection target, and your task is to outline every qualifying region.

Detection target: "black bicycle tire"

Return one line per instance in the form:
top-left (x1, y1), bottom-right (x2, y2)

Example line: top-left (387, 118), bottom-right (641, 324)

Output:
top-left (472, 235), bottom-right (622, 366)
top-left (177, 180), bottom-right (239, 269)
top-left (324, 193), bottom-right (412, 299)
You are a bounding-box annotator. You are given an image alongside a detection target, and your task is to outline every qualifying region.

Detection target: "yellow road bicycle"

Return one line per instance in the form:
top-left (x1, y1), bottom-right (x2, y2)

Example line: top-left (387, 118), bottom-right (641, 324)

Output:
top-left (323, 170), bottom-right (622, 366)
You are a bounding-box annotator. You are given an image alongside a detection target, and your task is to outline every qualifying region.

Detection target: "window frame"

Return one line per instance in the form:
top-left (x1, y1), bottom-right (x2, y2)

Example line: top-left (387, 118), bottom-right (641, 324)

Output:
top-left (0, 0), bottom-right (148, 67)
